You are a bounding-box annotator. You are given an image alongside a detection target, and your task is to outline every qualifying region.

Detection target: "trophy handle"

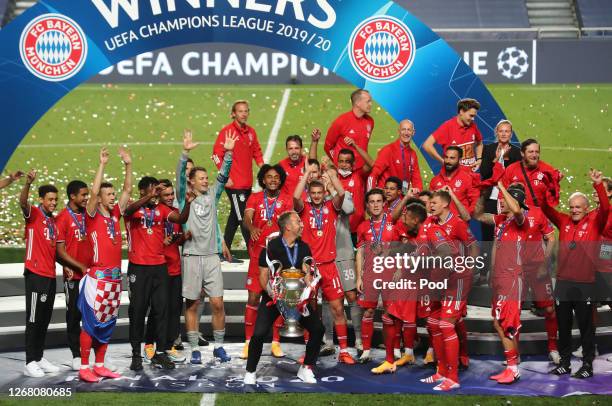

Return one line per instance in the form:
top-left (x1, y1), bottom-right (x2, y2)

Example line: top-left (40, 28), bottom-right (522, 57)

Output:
top-left (303, 256), bottom-right (320, 279)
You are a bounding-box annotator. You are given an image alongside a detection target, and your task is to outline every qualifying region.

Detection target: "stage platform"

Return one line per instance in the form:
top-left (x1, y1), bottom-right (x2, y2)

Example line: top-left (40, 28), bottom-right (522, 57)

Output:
top-left (1, 343), bottom-right (611, 396)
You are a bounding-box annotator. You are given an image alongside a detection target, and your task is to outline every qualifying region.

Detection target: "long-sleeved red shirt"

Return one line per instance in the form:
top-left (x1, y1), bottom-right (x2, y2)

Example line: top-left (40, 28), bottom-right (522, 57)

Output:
top-left (430, 166), bottom-right (479, 216)
top-left (542, 182), bottom-right (609, 283)
top-left (324, 110), bottom-right (374, 171)
top-left (212, 121), bottom-right (264, 190)
top-left (501, 160), bottom-right (562, 208)
top-left (367, 139), bottom-right (423, 191)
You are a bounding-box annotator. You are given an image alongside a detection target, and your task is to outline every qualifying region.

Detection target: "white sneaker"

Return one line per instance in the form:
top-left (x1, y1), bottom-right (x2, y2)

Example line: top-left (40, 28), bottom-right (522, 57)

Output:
top-left (607, 355), bottom-right (612, 363)
top-left (24, 361), bottom-right (45, 378)
top-left (38, 358), bottom-right (60, 373)
top-left (72, 357), bottom-right (81, 371)
top-left (549, 350), bottom-right (561, 365)
top-left (355, 339), bottom-right (363, 352)
top-left (297, 365), bottom-right (317, 383)
top-left (243, 371), bottom-right (257, 385)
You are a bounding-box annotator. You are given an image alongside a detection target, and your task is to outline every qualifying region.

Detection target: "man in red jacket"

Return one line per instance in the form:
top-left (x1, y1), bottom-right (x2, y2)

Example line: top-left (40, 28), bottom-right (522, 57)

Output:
top-left (367, 119), bottom-right (423, 193)
top-left (324, 89), bottom-right (374, 174)
top-left (429, 146), bottom-right (479, 217)
top-left (501, 139), bottom-right (562, 208)
top-left (545, 169), bottom-right (609, 379)
top-left (212, 100), bottom-right (264, 255)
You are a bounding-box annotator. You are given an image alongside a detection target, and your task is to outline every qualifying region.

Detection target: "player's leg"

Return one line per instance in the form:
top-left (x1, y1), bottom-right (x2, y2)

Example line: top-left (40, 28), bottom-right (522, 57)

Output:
top-left (337, 260), bottom-right (362, 350)
top-left (205, 254), bottom-right (231, 362)
top-left (64, 279), bottom-right (82, 370)
top-left (371, 312), bottom-right (397, 374)
top-left (166, 274), bottom-right (186, 363)
top-left (149, 264), bottom-right (173, 369)
top-left (236, 189), bottom-right (252, 247)
top-left (298, 306), bottom-right (325, 383)
top-left (358, 306), bottom-right (375, 363)
top-left (573, 290), bottom-right (596, 378)
top-left (78, 330), bottom-right (99, 382)
top-left (436, 316), bottom-right (460, 390)
top-left (320, 301), bottom-right (335, 356)
top-left (491, 317), bottom-right (520, 384)
top-left (143, 306), bottom-right (156, 363)
top-left (91, 338), bottom-right (121, 379)
top-left (421, 306), bottom-right (446, 384)
top-left (128, 264), bottom-right (152, 368)
top-left (397, 321), bottom-right (416, 365)
top-left (34, 275), bottom-right (57, 373)
top-left (244, 245), bottom-right (264, 357)
top-left (245, 296), bottom-right (279, 379)
top-left (182, 256), bottom-right (204, 364)
top-left (328, 297), bottom-right (355, 364)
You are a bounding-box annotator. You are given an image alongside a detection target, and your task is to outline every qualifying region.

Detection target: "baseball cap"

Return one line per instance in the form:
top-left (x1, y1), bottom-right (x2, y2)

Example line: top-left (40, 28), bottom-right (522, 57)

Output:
top-left (507, 186), bottom-right (529, 210)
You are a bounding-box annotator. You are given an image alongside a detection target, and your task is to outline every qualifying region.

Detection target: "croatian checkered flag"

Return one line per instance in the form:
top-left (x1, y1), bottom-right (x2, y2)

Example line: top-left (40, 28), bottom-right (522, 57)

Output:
top-left (77, 268), bottom-right (122, 343)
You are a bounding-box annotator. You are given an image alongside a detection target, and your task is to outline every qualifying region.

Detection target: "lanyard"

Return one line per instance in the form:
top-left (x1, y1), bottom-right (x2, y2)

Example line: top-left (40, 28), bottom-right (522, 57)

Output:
top-left (141, 207), bottom-right (155, 230)
top-left (311, 203), bottom-right (324, 231)
top-left (370, 213), bottom-right (387, 244)
top-left (264, 190), bottom-right (279, 223)
top-left (38, 206), bottom-right (55, 240)
top-left (390, 198), bottom-right (401, 210)
top-left (98, 209), bottom-right (116, 241)
top-left (164, 220), bottom-right (174, 238)
top-left (281, 238), bottom-right (298, 269)
top-left (400, 143), bottom-right (413, 184)
top-left (67, 206), bottom-right (86, 237)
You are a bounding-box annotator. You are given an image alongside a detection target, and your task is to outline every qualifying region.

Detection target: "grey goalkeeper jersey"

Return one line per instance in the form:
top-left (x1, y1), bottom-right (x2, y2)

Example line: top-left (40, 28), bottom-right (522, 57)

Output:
top-left (182, 152), bottom-right (232, 256)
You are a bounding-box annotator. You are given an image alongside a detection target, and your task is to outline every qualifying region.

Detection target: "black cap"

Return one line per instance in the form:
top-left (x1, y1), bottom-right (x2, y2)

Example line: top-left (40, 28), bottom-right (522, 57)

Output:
top-left (507, 186), bottom-right (529, 210)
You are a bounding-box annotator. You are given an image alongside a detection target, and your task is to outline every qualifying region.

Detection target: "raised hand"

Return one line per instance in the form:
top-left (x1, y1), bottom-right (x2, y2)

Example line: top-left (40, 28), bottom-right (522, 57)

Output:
top-left (185, 190), bottom-right (197, 204)
top-left (311, 128), bottom-right (321, 142)
top-left (590, 168), bottom-right (603, 184)
top-left (223, 129), bottom-right (238, 151)
top-left (183, 129), bottom-right (198, 152)
top-left (25, 169), bottom-right (36, 185)
top-left (118, 146), bottom-right (132, 165)
top-left (9, 171), bottom-right (25, 181)
top-left (100, 147), bottom-right (110, 165)
top-left (152, 184), bottom-right (165, 197)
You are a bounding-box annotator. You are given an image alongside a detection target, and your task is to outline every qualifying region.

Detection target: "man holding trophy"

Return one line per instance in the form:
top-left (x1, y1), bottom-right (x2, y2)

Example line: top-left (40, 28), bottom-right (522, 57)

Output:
top-left (244, 211), bottom-right (325, 385)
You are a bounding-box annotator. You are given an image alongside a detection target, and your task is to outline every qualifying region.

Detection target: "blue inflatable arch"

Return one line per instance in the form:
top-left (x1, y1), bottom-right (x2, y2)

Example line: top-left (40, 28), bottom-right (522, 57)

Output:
top-left (0, 0), bottom-right (514, 172)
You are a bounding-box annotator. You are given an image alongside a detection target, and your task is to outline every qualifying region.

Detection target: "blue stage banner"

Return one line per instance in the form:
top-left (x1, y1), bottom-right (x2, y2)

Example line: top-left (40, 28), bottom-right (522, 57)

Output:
top-left (0, 0), bottom-right (515, 173)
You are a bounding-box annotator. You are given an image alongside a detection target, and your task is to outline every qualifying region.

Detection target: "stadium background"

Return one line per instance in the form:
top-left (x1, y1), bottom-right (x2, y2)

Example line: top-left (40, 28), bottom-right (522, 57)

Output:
top-left (0, 0), bottom-right (610, 405)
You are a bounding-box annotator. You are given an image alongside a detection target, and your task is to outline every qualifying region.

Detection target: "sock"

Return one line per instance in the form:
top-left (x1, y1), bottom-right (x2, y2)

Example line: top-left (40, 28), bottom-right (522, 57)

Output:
top-left (439, 320), bottom-right (459, 383)
top-left (402, 322), bottom-right (416, 350)
top-left (187, 330), bottom-right (199, 350)
top-left (80, 330), bottom-right (92, 367)
top-left (544, 311), bottom-right (558, 352)
top-left (244, 305), bottom-right (258, 342)
top-left (393, 318), bottom-right (402, 353)
top-left (456, 318), bottom-right (468, 358)
top-left (505, 348), bottom-right (519, 373)
top-left (93, 342), bottom-right (108, 365)
top-left (213, 329), bottom-right (225, 349)
top-left (361, 316), bottom-right (374, 351)
top-left (273, 316), bottom-right (284, 343)
top-left (349, 302), bottom-right (363, 342)
top-left (382, 315), bottom-right (396, 364)
top-left (427, 317), bottom-right (446, 377)
top-left (322, 302), bottom-right (334, 344)
top-left (335, 323), bottom-right (348, 352)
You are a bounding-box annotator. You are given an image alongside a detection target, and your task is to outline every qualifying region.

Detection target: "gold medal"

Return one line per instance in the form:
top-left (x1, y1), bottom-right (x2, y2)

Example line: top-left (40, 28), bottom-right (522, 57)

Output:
top-left (147, 228), bottom-right (153, 235)
top-left (267, 220), bottom-right (272, 227)
top-left (317, 230), bottom-right (323, 237)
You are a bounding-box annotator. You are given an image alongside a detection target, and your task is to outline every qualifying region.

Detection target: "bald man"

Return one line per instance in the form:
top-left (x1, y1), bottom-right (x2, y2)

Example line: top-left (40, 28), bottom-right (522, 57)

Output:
top-left (367, 120), bottom-right (423, 194)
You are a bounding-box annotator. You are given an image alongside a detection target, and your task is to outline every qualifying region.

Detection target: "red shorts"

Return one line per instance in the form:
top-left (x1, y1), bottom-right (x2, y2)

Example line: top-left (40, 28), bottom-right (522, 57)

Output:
top-left (491, 290), bottom-right (522, 339)
top-left (523, 264), bottom-right (554, 308)
top-left (316, 262), bottom-right (344, 301)
top-left (246, 245), bottom-right (264, 293)
top-left (385, 300), bottom-right (418, 322)
top-left (440, 275), bottom-right (471, 319)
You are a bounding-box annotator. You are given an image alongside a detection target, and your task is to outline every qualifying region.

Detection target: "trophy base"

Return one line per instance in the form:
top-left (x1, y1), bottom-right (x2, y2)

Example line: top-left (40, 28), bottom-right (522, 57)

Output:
top-left (280, 321), bottom-right (304, 338)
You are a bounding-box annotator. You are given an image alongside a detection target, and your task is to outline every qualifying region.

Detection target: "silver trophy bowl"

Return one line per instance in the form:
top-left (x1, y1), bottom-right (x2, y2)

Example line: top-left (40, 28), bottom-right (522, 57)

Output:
top-left (268, 259), bottom-right (310, 338)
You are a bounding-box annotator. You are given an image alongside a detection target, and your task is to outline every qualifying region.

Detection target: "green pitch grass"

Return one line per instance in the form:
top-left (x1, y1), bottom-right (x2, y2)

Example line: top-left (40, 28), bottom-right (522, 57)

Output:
top-left (0, 83), bottom-right (610, 248)
top-left (0, 393), bottom-right (610, 405)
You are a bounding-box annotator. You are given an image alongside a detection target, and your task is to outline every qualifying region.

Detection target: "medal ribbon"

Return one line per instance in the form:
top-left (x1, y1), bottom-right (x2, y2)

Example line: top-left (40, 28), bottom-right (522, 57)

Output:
top-left (311, 204), bottom-right (324, 232)
top-left (38, 205), bottom-right (56, 240)
top-left (263, 190), bottom-right (279, 224)
top-left (98, 209), bottom-right (116, 240)
top-left (370, 213), bottom-right (387, 245)
top-left (67, 206), bottom-right (86, 237)
top-left (164, 220), bottom-right (174, 238)
top-left (281, 238), bottom-right (299, 269)
top-left (141, 207), bottom-right (155, 231)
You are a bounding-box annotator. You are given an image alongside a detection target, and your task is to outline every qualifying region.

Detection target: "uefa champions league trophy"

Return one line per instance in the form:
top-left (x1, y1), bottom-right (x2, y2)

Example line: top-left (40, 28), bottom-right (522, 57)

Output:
top-left (268, 257), bottom-right (319, 338)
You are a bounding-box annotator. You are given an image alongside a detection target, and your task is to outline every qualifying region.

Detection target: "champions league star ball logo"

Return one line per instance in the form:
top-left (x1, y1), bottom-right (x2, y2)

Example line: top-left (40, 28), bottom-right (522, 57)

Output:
top-left (497, 47), bottom-right (529, 80)
top-left (19, 14), bottom-right (87, 82)
top-left (349, 16), bottom-right (416, 83)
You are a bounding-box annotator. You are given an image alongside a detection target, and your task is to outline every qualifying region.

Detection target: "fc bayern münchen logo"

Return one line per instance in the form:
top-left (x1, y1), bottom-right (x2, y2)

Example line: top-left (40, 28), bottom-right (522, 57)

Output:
top-left (348, 15), bottom-right (416, 83)
top-left (19, 13), bottom-right (88, 82)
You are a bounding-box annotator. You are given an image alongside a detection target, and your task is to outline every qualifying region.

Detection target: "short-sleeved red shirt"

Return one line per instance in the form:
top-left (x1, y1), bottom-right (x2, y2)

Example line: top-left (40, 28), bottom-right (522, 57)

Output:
top-left (299, 200), bottom-right (339, 264)
top-left (432, 117), bottom-right (482, 167)
top-left (246, 190), bottom-right (293, 248)
top-left (87, 205), bottom-right (123, 270)
top-left (24, 206), bottom-right (58, 278)
top-left (356, 215), bottom-right (402, 248)
top-left (125, 204), bottom-right (174, 266)
top-left (163, 207), bottom-right (182, 276)
top-left (493, 213), bottom-right (529, 277)
top-left (56, 207), bottom-right (93, 279)
top-left (279, 156), bottom-right (305, 196)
